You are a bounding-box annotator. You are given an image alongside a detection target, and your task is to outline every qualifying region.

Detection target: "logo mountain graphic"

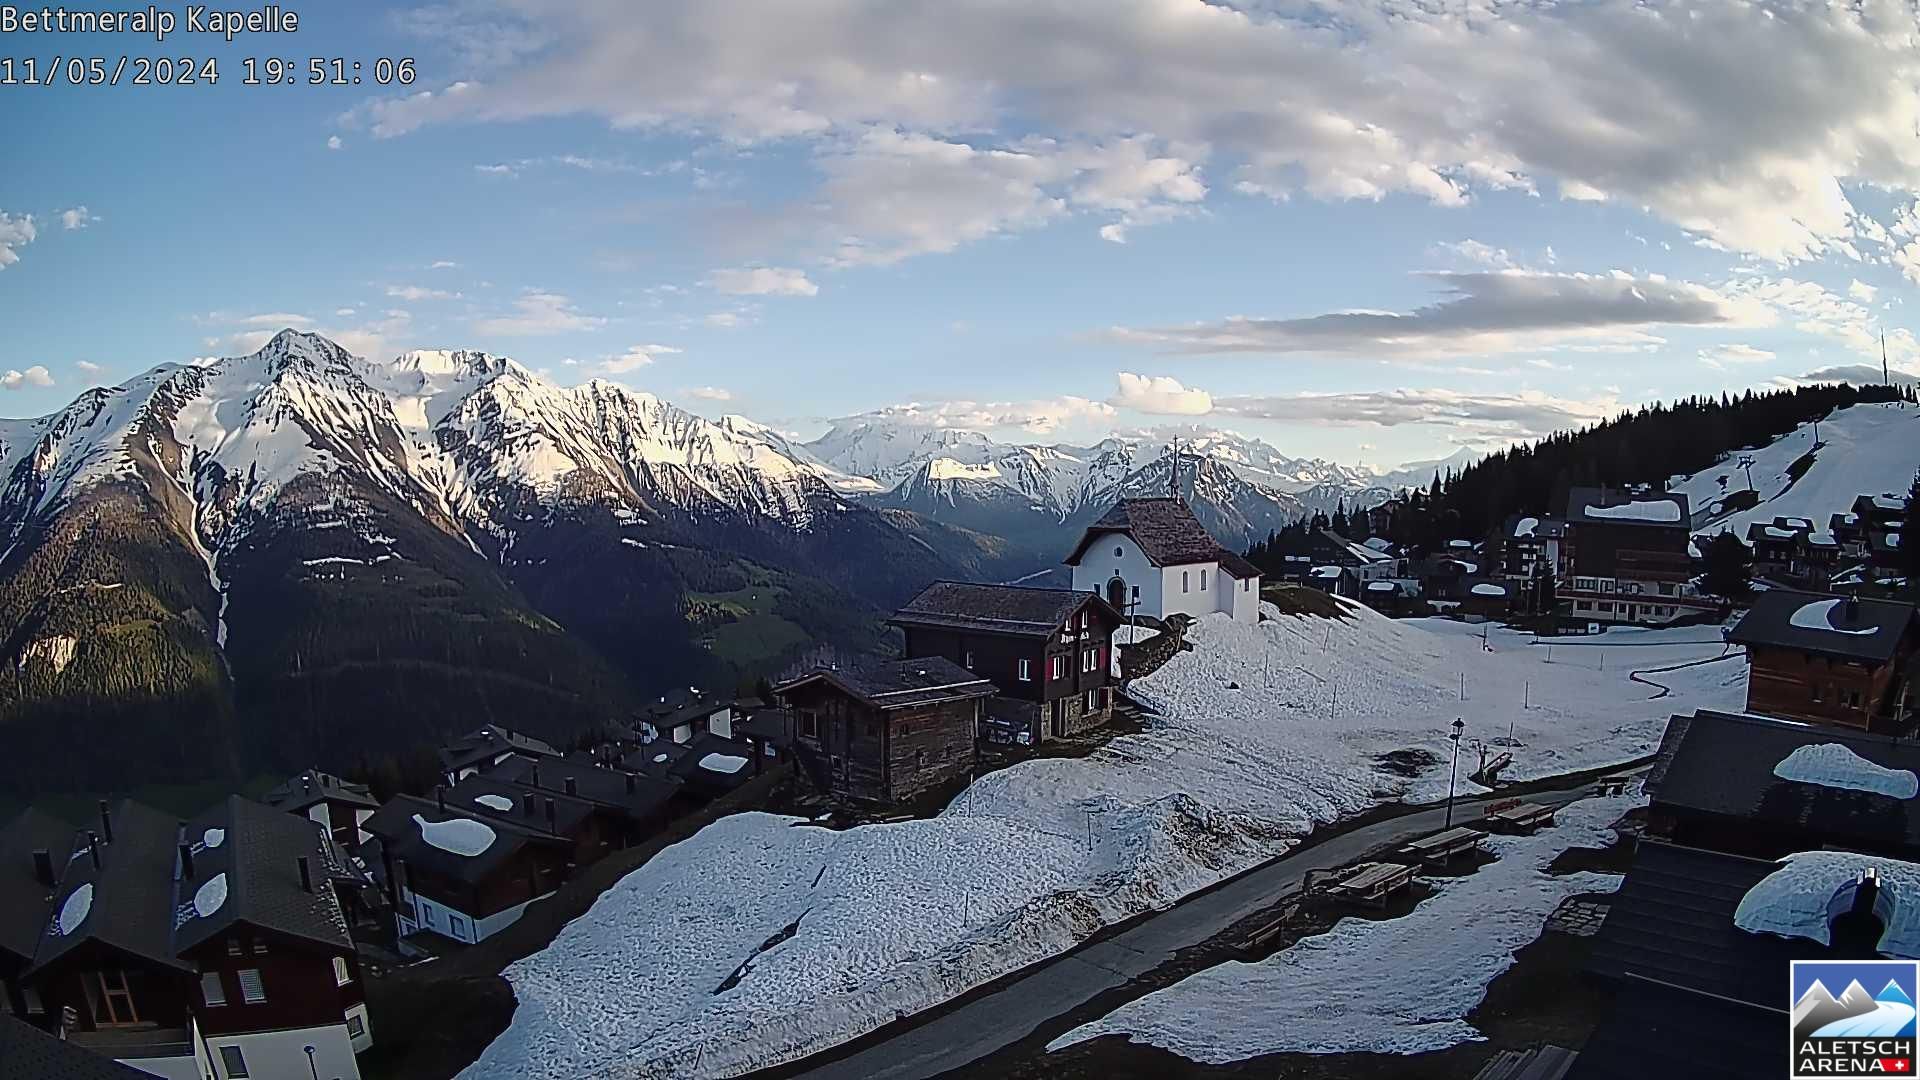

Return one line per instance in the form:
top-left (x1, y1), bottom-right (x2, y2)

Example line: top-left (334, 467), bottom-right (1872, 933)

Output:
top-left (1795, 979), bottom-right (1880, 1042)
top-left (1800, 978), bottom-right (1920, 1040)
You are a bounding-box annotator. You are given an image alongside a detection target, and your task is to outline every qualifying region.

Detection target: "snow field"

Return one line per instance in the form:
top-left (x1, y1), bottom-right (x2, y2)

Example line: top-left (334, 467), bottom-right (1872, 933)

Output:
top-left (461, 603), bottom-right (1743, 1078)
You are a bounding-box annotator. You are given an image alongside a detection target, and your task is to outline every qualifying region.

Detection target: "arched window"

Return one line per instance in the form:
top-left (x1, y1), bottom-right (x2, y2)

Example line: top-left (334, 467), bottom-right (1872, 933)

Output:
top-left (1182, 570), bottom-right (1190, 592)
top-left (1200, 569), bottom-right (1208, 591)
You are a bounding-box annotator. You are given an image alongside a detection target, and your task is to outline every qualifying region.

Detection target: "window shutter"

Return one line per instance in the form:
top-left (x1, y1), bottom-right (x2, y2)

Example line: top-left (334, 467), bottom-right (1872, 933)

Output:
top-left (200, 971), bottom-right (226, 1007)
top-left (238, 968), bottom-right (266, 1004)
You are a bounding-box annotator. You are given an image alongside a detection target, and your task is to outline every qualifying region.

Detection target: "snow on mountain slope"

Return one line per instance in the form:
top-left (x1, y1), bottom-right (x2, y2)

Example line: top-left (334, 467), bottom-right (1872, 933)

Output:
top-left (1674, 401), bottom-right (1920, 541)
top-left (459, 604), bottom-right (1743, 1079)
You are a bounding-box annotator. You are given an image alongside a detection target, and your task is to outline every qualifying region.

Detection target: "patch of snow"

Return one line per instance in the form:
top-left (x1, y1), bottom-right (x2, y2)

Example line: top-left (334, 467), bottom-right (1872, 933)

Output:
top-left (21, 636), bottom-right (78, 675)
top-left (1586, 499), bottom-right (1682, 523)
top-left (1365, 581), bottom-right (1396, 593)
top-left (1875, 495), bottom-right (1906, 511)
top-left (1892, 533), bottom-right (1903, 549)
top-left (1513, 517), bottom-right (1538, 538)
top-left (54, 883), bottom-right (93, 936)
top-left (474, 794), bottom-right (515, 812)
top-left (414, 814), bottom-right (497, 857)
top-left (621, 537), bottom-right (648, 549)
top-left (699, 753), bottom-right (749, 775)
top-left (926, 457), bottom-right (1002, 482)
top-left (460, 606), bottom-right (1742, 1079)
top-left (1774, 744), bottom-right (1918, 800)
top-left (1471, 583), bottom-right (1507, 597)
top-left (192, 873), bottom-right (228, 919)
top-left (1050, 790), bottom-right (1640, 1060)
top-left (202, 828), bottom-right (225, 849)
top-left (302, 556), bottom-right (371, 566)
top-left (1788, 598), bottom-right (1880, 636)
top-left (1449, 539), bottom-right (1473, 549)
top-left (653, 753), bottom-right (669, 764)
top-left (1764, 526), bottom-right (1799, 539)
top-left (1363, 537), bottom-right (1394, 551)
top-left (1309, 566), bottom-right (1342, 579)
top-left (1736, 850), bottom-right (1920, 958)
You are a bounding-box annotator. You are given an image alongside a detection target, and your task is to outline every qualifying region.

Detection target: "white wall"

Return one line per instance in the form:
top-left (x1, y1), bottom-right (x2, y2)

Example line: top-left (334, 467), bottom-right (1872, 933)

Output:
top-left (121, 1053), bottom-right (202, 1080)
top-left (401, 886), bottom-right (547, 945)
top-left (206, 1022), bottom-right (361, 1080)
top-left (346, 1002), bottom-right (373, 1055)
top-left (1070, 534), bottom-right (1161, 619)
top-left (708, 707), bottom-right (734, 739)
top-left (1157, 561), bottom-right (1223, 621)
top-left (1219, 571), bottom-right (1260, 622)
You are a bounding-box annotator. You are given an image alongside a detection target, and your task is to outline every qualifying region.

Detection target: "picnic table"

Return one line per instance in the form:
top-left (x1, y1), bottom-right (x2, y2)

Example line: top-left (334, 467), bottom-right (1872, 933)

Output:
top-left (1483, 801), bottom-right (1557, 834)
top-left (1398, 825), bottom-right (1484, 865)
top-left (1326, 861), bottom-right (1417, 907)
top-left (1596, 771), bottom-right (1638, 796)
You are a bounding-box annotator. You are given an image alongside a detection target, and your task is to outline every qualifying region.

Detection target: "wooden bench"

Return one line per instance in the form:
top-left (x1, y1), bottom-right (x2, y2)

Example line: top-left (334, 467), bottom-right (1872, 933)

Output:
top-left (1326, 861), bottom-right (1417, 908)
top-left (1397, 825), bottom-right (1485, 865)
top-left (1483, 801), bottom-right (1557, 834)
top-left (1596, 772), bottom-right (1637, 796)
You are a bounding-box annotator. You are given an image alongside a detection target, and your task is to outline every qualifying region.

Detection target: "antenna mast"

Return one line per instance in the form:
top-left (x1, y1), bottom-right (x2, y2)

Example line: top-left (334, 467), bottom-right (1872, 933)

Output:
top-left (1884, 331), bottom-right (1892, 385)
top-left (1169, 438), bottom-right (1179, 498)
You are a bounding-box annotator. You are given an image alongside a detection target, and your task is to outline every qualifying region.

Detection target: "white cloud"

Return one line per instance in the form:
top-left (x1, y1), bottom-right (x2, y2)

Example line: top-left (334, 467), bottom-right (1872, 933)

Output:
top-left (843, 396), bottom-right (1116, 436)
top-left (705, 266), bottom-right (820, 296)
top-left (349, 0), bottom-right (1920, 262)
top-left (684, 385), bottom-right (733, 400)
top-left (429, 260), bottom-right (460, 269)
top-left (475, 163), bottom-right (517, 176)
top-left (704, 312), bottom-right (743, 329)
top-left (1110, 372), bottom-right (1214, 416)
top-left (1109, 270), bottom-right (1771, 363)
top-left (474, 291), bottom-right (607, 335)
top-left (327, 135), bottom-right (344, 151)
top-left (1696, 343), bottom-right (1776, 369)
top-left (596, 345), bottom-right (666, 375)
top-left (57, 206), bottom-right (98, 231)
top-left (1435, 240), bottom-right (1514, 268)
top-left (386, 284), bottom-right (462, 301)
top-left (0, 212), bottom-right (37, 269)
top-left (1848, 278), bottom-right (1878, 303)
top-left (75, 360), bottom-right (102, 374)
top-left (334, 307), bottom-right (357, 317)
top-left (1214, 387), bottom-right (1619, 443)
top-left (1, 366), bottom-right (55, 390)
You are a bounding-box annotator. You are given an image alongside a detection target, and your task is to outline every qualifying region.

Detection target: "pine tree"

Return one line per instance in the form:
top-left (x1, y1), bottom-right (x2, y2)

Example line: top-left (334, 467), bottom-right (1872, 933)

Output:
top-left (1902, 471), bottom-right (1920, 578)
top-left (1702, 532), bottom-right (1753, 598)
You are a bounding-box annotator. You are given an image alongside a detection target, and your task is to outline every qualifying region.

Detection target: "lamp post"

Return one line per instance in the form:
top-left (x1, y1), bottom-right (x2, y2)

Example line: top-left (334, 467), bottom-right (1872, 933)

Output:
top-left (1445, 718), bottom-right (1466, 829)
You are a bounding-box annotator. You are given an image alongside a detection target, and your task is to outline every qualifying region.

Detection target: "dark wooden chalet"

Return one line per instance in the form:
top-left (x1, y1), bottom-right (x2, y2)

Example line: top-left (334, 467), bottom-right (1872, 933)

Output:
top-left (261, 768), bottom-right (380, 850)
top-left (0, 1012), bottom-right (150, 1079)
top-left (0, 807), bottom-right (75, 1023)
top-left (364, 795), bottom-right (570, 946)
top-left (663, 734), bottom-right (761, 801)
top-left (486, 756), bottom-right (682, 844)
top-left (1742, 516), bottom-right (1838, 587)
top-left (438, 725), bottom-right (563, 787)
top-left (774, 657), bottom-right (996, 804)
top-left (890, 581), bottom-right (1122, 745)
top-left (443, 774), bottom-right (609, 868)
top-left (1727, 590), bottom-right (1917, 730)
top-left (1560, 486), bottom-right (1715, 625)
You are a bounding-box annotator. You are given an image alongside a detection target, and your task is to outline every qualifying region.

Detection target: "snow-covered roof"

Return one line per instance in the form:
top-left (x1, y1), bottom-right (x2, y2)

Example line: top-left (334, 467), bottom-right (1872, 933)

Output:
top-left (1362, 537), bottom-right (1393, 552)
top-left (475, 794), bottom-right (515, 812)
top-left (202, 828), bottom-right (225, 849)
top-left (1735, 850), bottom-right (1920, 959)
top-left (1309, 566), bottom-right (1343, 579)
top-left (1470, 583), bottom-right (1507, 597)
top-left (1365, 581), bottom-right (1398, 593)
top-left (1774, 744), bottom-right (1919, 800)
top-left (1875, 495), bottom-right (1905, 511)
top-left (699, 753), bottom-right (749, 775)
top-left (1788, 598), bottom-right (1882, 637)
top-left (53, 883), bottom-right (92, 936)
top-left (1513, 516), bottom-right (1539, 538)
top-left (1730, 589), bottom-right (1916, 663)
top-left (1448, 539), bottom-right (1473, 549)
top-left (1585, 499), bottom-right (1683, 523)
top-left (413, 813), bottom-right (497, 857)
top-left (1763, 526), bottom-right (1798, 539)
top-left (190, 873), bottom-right (229, 920)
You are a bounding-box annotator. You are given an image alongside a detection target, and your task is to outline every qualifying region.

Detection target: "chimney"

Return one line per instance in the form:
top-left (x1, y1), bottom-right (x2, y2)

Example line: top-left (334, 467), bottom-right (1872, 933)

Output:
top-left (544, 797), bottom-right (556, 828)
top-left (564, 777), bottom-right (578, 797)
top-left (522, 793), bottom-right (536, 817)
top-left (394, 857), bottom-right (409, 901)
top-left (435, 787), bottom-right (446, 813)
top-left (32, 848), bottom-right (54, 888)
top-left (1847, 593), bottom-right (1862, 621)
top-left (297, 856), bottom-right (312, 893)
top-left (86, 831), bottom-right (101, 870)
top-left (97, 800), bottom-right (113, 844)
top-left (624, 772), bottom-right (636, 795)
top-left (530, 764), bottom-right (541, 789)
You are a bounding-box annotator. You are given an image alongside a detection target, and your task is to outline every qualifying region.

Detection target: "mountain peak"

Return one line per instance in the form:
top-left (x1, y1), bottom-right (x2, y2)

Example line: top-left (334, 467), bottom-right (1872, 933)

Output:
top-left (1880, 979), bottom-right (1915, 1006)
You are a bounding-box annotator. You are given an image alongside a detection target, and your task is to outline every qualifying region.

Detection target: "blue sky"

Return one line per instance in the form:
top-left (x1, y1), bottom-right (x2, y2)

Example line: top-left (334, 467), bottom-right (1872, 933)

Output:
top-left (4, 0), bottom-right (1920, 468)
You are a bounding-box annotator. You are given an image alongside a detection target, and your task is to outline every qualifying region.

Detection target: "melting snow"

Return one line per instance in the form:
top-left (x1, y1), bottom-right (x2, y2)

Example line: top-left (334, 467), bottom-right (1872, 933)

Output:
top-left (1788, 598), bottom-right (1880, 636)
top-left (414, 814), bottom-right (497, 857)
top-left (1585, 499), bottom-right (1681, 523)
top-left (1471, 583), bottom-right (1507, 597)
top-left (1736, 850), bottom-right (1920, 958)
top-left (192, 873), bottom-right (229, 919)
top-left (1774, 744), bottom-right (1918, 799)
top-left (1513, 517), bottom-right (1539, 538)
top-left (1051, 790), bottom-right (1640, 1059)
top-left (474, 794), bottom-right (515, 812)
top-left (926, 457), bottom-right (1001, 481)
top-left (55, 883), bottom-right (93, 935)
top-left (202, 828), bottom-right (225, 849)
top-left (698, 753), bottom-right (749, 775)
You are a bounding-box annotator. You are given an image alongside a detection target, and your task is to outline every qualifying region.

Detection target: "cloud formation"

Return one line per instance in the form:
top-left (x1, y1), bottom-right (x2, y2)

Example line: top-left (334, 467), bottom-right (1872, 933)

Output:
top-left (474, 291), bottom-right (606, 335)
top-left (57, 207), bottom-right (97, 231)
top-left (596, 343), bottom-right (681, 375)
top-left (843, 396), bottom-right (1116, 435)
top-left (1110, 372), bottom-right (1214, 415)
top-left (0, 212), bottom-right (37, 269)
top-left (1697, 343), bottom-right (1776, 369)
top-left (1213, 387), bottom-right (1620, 444)
top-left (706, 266), bottom-right (819, 296)
top-left (1, 366), bottom-right (55, 390)
top-left (1108, 270), bottom-right (1768, 361)
top-left (684, 385), bottom-right (733, 400)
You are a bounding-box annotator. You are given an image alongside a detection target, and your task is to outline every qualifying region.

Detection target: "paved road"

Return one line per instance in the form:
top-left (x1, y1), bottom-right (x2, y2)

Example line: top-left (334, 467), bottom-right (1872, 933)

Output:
top-left (786, 776), bottom-right (1616, 1080)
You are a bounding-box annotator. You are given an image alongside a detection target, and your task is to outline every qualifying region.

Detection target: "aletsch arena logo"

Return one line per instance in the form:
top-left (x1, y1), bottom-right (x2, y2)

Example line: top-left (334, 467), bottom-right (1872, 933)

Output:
top-left (1793, 960), bottom-right (1919, 1077)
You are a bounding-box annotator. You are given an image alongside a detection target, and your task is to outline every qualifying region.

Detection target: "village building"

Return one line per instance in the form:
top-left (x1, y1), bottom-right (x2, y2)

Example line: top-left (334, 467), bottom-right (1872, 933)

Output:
top-left (890, 581), bottom-right (1122, 745)
top-left (485, 756), bottom-right (682, 845)
top-left (1726, 589), bottom-right (1917, 731)
top-left (1064, 498), bottom-right (1261, 623)
top-left (1740, 516), bottom-right (1838, 588)
top-left (0, 798), bottom-right (373, 1080)
top-left (3, 1011), bottom-right (154, 1079)
top-left (1559, 487), bottom-right (1715, 626)
top-left (260, 769), bottom-right (380, 851)
top-left (637, 687), bottom-right (737, 744)
top-left (774, 657), bottom-right (996, 804)
top-left (364, 795), bottom-right (570, 948)
top-left (0, 807), bottom-right (74, 1024)
top-left (1498, 514), bottom-right (1565, 583)
top-left (438, 725), bottom-right (563, 787)
top-left (663, 734), bottom-right (761, 801)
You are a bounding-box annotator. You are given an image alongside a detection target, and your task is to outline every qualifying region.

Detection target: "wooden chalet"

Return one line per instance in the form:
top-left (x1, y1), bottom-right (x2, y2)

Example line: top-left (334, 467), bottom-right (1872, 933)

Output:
top-left (486, 755), bottom-right (683, 843)
top-left (260, 768), bottom-right (380, 850)
top-left (364, 795), bottom-right (571, 947)
top-left (0, 807), bottom-right (75, 1023)
top-left (438, 725), bottom-right (563, 787)
top-left (1064, 498), bottom-right (1261, 623)
top-left (890, 581), bottom-right (1122, 745)
top-left (1, 1013), bottom-right (150, 1079)
top-left (774, 657), bottom-right (996, 804)
top-left (1560, 486), bottom-right (1715, 626)
top-left (637, 687), bottom-right (737, 744)
top-left (1726, 590), bottom-right (1917, 730)
top-left (1741, 516), bottom-right (1838, 588)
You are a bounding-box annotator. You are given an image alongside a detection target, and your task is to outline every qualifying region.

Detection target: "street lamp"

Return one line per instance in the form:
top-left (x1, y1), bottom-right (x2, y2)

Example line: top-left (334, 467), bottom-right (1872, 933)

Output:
top-left (1445, 718), bottom-right (1466, 829)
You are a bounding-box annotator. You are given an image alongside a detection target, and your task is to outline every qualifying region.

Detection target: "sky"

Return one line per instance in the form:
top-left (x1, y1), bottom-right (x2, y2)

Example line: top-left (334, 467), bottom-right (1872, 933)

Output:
top-left (4, 0), bottom-right (1920, 469)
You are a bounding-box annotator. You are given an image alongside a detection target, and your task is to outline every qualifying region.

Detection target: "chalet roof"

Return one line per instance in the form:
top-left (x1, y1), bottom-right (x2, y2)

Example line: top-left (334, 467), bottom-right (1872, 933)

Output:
top-left (0, 808), bottom-right (75, 964)
top-left (363, 795), bottom-right (567, 888)
top-left (1218, 551), bottom-right (1262, 579)
top-left (1854, 492), bottom-right (1908, 524)
top-left (0, 1013), bottom-right (151, 1080)
top-left (172, 796), bottom-right (355, 956)
top-left (890, 581), bottom-right (1119, 638)
top-left (447, 773), bottom-right (597, 837)
top-left (1317, 529), bottom-right (1391, 565)
top-left (1588, 839), bottom-right (1862, 1009)
top-left (638, 688), bottom-right (731, 734)
top-left (486, 756), bottom-right (679, 820)
top-left (1564, 487), bottom-right (1689, 528)
top-left (1647, 710), bottom-right (1920, 857)
top-left (774, 656), bottom-right (997, 711)
top-left (1567, 972), bottom-right (1781, 1080)
top-left (1505, 514), bottom-right (1565, 540)
top-left (737, 707), bottom-right (795, 747)
top-left (1064, 498), bottom-right (1239, 568)
top-left (666, 734), bottom-right (759, 796)
top-left (439, 725), bottom-right (563, 774)
top-left (27, 800), bottom-right (187, 976)
top-left (1726, 589), bottom-right (1916, 664)
top-left (621, 740), bottom-right (695, 779)
top-left (260, 768), bottom-right (378, 814)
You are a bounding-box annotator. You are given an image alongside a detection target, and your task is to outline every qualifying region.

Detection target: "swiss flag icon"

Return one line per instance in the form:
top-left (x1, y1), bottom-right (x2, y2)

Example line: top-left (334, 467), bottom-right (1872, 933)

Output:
top-left (1881, 1058), bottom-right (1913, 1073)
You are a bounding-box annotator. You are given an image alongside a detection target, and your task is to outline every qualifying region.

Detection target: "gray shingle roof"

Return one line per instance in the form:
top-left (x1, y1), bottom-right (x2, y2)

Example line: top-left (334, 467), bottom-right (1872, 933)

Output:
top-left (890, 581), bottom-right (1119, 639)
top-left (487, 756), bottom-right (680, 819)
top-left (363, 795), bottom-right (568, 887)
top-left (774, 656), bottom-right (996, 710)
top-left (0, 808), bottom-right (75, 964)
top-left (1064, 498), bottom-right (1244, 568)
top-left (439, 725), bottom-right (563, 774)
top-left (260, 768), bottom-right (378, 814)
top-left (27, 800), bottom-right (186, 976)
top-left (0, 1014), bottom-right (151, 1080)
top-left (172, 796), bottom-right (354, 955)
top-left (1727, 588), bottom-right (1916, 664)
top-left (1564, 487), bottom-right (1690, 528)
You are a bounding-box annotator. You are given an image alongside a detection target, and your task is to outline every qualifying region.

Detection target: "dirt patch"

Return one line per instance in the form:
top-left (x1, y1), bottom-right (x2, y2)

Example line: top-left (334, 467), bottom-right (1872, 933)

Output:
top-left (1260, 585), bottom-right (1352, 620)
top-left (1373, 747), bottom-right (1442, 777)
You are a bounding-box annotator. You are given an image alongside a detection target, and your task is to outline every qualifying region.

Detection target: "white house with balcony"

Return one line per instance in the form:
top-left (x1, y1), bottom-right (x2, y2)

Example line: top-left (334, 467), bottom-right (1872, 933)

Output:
top-left (1064, 498), bottom-right (1261, 623)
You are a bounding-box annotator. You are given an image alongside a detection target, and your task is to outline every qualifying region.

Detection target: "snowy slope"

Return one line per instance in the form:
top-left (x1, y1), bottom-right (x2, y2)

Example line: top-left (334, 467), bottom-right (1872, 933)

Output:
top-left (1674, 401), bottom-right (1920, 541)
top-left (1049, 787), bottom-right (1641, 1060)
top-left (459, 603), bottom-right (1744, 1079)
